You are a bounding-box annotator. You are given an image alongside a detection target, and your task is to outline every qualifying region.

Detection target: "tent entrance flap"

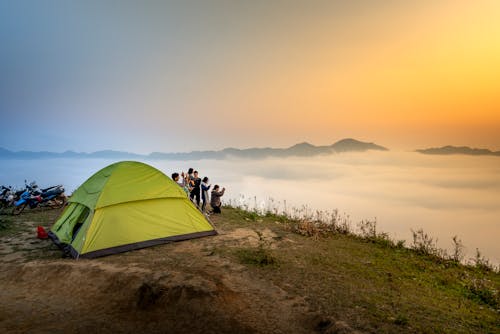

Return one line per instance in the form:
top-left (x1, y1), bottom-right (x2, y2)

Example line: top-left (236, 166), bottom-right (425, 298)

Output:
top-left (51, 203), bottom-right (91, 245)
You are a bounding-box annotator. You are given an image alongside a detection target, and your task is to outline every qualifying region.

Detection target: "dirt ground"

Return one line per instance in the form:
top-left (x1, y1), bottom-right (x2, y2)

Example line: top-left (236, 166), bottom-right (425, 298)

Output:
top-left (0, 212), bottom-right (354, 334)
top-left (3, 208), bottom-right (497, 333)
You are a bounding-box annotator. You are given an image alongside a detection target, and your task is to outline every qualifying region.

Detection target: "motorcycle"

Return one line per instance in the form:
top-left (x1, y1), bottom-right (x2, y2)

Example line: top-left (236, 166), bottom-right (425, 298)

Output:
top-left (35, 184), bottom-right (67, 209)
top-left (11, 182), bottom-right (34, 215)
top-left (11, 181), bottom-right (67, 215)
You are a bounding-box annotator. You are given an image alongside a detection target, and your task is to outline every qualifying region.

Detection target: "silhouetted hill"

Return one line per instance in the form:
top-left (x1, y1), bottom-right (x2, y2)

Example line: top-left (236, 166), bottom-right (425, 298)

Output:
top-left (88, 150), bottom-right (144, 159)
top-left (416, 146), bottom-right (500, 157)
top-left (0, 147), bottom-right (15, 158)
top-left (331, 138), bottom-right (388, 152)
top-left (0, 138), bottom-right (388, 160)
top-left (148, 139), bottom-right (387, 159)
top-left (0, 149), bottom-right (141, 160)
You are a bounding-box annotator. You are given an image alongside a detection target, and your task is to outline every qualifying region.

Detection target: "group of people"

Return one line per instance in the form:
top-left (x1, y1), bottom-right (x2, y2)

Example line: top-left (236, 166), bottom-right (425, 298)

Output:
top-left (171, 168), bottom-right (225, 214)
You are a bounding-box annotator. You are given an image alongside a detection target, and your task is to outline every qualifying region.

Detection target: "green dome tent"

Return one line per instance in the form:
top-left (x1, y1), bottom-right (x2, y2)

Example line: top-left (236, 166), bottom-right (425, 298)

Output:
top-left (49, 161), bottom-right (216, 258)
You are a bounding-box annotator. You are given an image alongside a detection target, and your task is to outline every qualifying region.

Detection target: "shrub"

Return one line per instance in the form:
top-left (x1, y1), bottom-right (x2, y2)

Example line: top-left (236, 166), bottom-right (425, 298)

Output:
top-left (396, 240), bottom-right (406, 248)
top-left (462, 276), bottom-right (499, 308)
top-left (472, 248), bottom-right (495, 272)
top-left (358, 219), bottom-right (377, 239)
top-left (451, 235), bottom-right (465, 263)
top-left (357, 219), bottom-right (394, 248)
top-left (411, 229), bottom-right (441, 257)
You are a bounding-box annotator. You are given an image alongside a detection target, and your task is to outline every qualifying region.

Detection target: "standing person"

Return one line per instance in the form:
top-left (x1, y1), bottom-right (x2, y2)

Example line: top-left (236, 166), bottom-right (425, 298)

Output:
top-left (210, 185), bottom-right (225, 214)
top-left (184, 169), bottom-right (194, 194)
top-left (201, 177), bottom-right (211, 213)
top-left (186, 168), bottom-right (194, 183)
top-left (190, 170), bottom-right (201, 207)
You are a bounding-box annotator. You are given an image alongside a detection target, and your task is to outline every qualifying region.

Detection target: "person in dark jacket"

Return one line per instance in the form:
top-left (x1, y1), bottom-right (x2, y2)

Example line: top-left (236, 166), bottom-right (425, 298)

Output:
top-left (210, 185), bottom-right (225, 214)
top-left (201, 177), bottom-right (211, 213)
top-left (190, 170), bottom-right (201, 207)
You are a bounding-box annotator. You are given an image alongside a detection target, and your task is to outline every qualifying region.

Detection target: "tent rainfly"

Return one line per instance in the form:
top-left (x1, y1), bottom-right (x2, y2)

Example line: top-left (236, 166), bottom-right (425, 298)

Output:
top-left (49, 161), bottom-right (216, 258)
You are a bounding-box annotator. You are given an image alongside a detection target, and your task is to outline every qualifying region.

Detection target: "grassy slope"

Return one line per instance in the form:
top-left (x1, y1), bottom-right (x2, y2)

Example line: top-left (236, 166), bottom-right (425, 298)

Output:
top-left (0, 207), bottom-right (499, 333)
top-left (211, 208), bottom-right (499, 333)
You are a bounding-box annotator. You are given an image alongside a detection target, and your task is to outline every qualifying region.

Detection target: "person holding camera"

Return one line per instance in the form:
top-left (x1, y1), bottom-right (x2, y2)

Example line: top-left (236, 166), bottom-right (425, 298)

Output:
top-left (190, 170), bottom-right (202, 207)
top-left (210, 185), bottom-right (225, 214)
top-left (201, 177), bottom-right (211, 212)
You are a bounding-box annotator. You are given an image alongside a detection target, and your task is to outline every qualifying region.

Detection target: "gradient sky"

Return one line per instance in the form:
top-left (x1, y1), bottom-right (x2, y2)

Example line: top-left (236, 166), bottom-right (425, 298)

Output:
top-left (1, 0), bottom-right (499, 153)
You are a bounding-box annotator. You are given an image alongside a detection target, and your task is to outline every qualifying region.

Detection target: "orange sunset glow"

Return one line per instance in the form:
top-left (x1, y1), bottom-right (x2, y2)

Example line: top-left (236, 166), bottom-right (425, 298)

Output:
top-left (2, 1), bottom-right (499, 152)
top-left (165, 0), bottom-right (500, 151)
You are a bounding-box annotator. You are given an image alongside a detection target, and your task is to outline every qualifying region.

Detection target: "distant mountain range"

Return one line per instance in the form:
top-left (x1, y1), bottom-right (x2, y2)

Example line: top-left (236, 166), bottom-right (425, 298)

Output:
top-left (0, 138), bottom-right (388, 160)
top-left (416, 146), bottom-right (500, 157)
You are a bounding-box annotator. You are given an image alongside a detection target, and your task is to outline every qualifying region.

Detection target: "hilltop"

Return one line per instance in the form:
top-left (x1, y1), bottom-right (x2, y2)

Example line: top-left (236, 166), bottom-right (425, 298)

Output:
top-left (0, 207), bottom-right (498, 333)
top-left (417, 145), bottom-right (500, 157)
top-left (0, 138), bottom-right (388, 160)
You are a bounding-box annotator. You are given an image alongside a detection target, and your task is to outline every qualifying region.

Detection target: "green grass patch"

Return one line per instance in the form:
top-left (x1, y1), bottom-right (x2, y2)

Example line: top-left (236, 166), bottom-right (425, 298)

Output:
top-left (235, 247), bottom-right (278, 267)
top-left (0, 216), bottom-right (27, 237)
top-left (0, 216), bottom-right (12, 230)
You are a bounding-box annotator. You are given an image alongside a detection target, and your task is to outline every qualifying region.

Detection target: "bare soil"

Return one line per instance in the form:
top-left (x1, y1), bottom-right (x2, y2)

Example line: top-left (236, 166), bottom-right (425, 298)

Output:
top-left (0, 211), bottom-right (348, 334)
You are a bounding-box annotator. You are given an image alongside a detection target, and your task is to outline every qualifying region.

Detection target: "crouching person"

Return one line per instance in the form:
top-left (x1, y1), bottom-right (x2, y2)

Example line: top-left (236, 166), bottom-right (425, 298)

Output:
top-left (210, 185), bottom-right (225, 214)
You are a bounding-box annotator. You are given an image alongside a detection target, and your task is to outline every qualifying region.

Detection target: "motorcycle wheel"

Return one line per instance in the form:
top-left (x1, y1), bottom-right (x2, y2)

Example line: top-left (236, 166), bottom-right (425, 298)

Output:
top-left (52, 195), bottom-right (67, 209)
top-left (12, 203), bottom-right (27, 215)
top-left (57, 194), bottom-right (68, 209)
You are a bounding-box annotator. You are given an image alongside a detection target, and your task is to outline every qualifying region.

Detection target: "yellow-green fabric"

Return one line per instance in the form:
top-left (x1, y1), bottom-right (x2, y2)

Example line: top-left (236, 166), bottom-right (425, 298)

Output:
top-left (82, 198), bottom-right (213, 254)
top-left (50, 161), bottom-right (215, 258)
top-left (69, 161), bottom-right (186, 209)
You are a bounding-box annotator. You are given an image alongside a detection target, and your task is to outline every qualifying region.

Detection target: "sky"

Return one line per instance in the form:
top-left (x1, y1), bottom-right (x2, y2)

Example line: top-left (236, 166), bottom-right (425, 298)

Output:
top-left (1, 0), bottom-right (499, 153)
